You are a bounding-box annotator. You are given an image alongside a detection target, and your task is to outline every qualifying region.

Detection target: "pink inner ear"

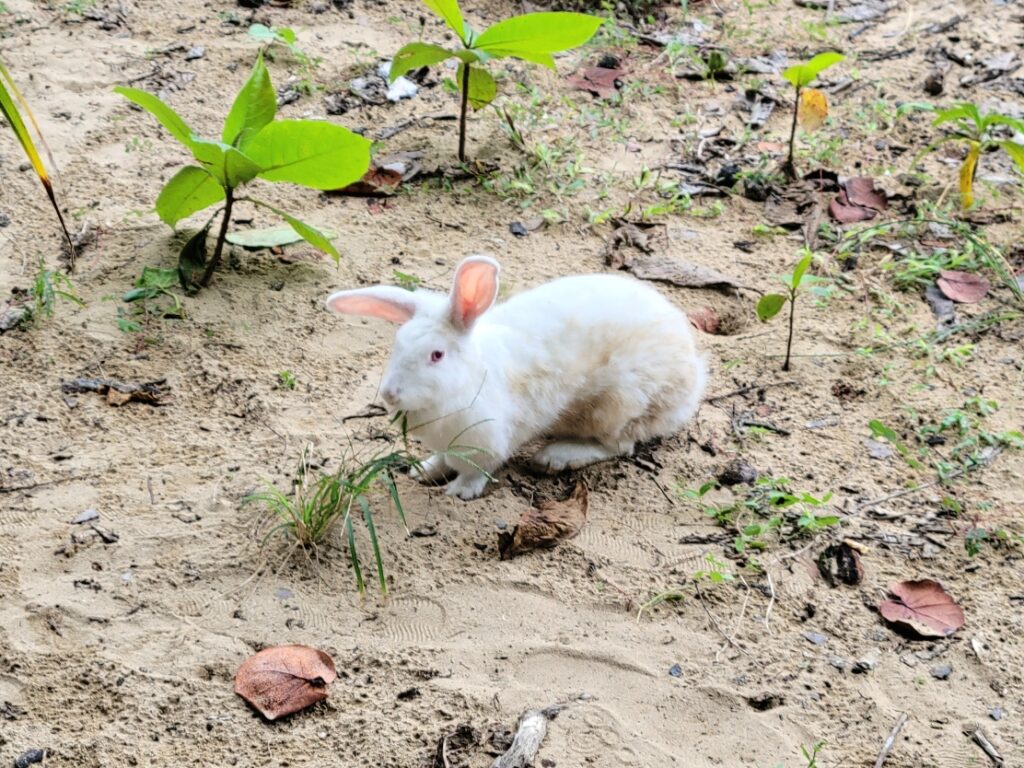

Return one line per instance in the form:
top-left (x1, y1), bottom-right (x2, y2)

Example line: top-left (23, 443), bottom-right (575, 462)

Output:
top-left (452, 260), bottom-right (498, 329)
top-left (327, 293), bottom-right (414, 324)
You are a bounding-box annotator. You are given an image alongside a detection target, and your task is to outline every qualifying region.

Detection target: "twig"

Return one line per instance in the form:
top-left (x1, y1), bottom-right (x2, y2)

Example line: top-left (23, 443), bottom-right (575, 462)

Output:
top-left (0, 473), bottom-right (99, 494)
top-left (763, 571), bottom-right (776, 634)
top-left (968, 728), bottom-right (1004, 767)
top-left (695, 582), bottom-right (748, 657)
top-left (874, 712), bottom-right (909, 768)
top-left (492, 706), bottom-right (564, 768)
top-left (705, 380), bottom-right (798, 404)
top-left (424, 211), bottom-right (464, 230)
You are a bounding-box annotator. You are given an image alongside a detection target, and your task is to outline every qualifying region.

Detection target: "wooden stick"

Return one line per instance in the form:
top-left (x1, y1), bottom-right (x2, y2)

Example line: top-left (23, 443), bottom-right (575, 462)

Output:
top-left (968, 728), bottom-right (1005, 767)
top-left (491, 706), bottom-right (564, 768)
top-left (874, 712), bottom-right (908, 768)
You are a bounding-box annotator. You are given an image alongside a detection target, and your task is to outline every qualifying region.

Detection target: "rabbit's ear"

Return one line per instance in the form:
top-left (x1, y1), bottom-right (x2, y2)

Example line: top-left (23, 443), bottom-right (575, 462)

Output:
top-left (326, 287), bottom-right (419, 324)
top-left (449, 256), bottom-right (500, 331)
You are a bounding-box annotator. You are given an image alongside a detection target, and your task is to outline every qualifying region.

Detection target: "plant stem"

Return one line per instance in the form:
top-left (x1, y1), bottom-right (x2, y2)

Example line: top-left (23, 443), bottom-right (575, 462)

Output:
top-left (458, 64), bottom-right (470, 163)
top-left (783, 288), bottom-right (796, 372)
top-left (201, 187), bottom-right (234, 287)
top-left (785, 85), bottom-right (801, 180)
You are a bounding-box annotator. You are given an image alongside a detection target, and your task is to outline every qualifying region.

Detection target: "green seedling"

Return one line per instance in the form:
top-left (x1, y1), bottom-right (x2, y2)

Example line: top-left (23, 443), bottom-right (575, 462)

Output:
top-left (756, 251), bottom-right (815, 371)
top-left (115, 55), bottom-right (370, 290)
top-left (249, 24), bottom-right (321, 95)
top-left (389, 0), bottom-right (602, 161)
top-left (123, 266), bottom-right (183, 316)
top-left (276, 370), bottom-right (296, 390)
top-left (0, 59), bottom-right (76, 265)
top-left (780, 52), bottom-right (844, 179)
top-left (28, 257), bottom-right (83, 321)
top-left (245, 444), bottom-right (414, 595)
top-left (917, 102), bottom-right (1024, 208)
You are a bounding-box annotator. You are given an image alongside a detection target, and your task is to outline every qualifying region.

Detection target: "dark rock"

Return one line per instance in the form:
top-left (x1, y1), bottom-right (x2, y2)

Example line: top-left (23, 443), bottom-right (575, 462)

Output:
top-left (718, 458), bottom-right (757, 486)
top-left (924, 70), bottom-right (944, 96)
top-left (931, 664), bottom-right (953, 680)
top-left (509, 222), bottom-right (528, 238)
top-left (668, 664), bottom-right (682, 677)
top-left (746, 692), bottom-right (784, 711)
top-left (14, 750), bottom-right (47, 768)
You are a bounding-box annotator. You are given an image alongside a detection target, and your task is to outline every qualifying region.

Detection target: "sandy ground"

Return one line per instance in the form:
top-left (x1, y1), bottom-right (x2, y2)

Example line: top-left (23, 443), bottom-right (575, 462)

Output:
top-left (2, 0), bottom-right (1023, 766)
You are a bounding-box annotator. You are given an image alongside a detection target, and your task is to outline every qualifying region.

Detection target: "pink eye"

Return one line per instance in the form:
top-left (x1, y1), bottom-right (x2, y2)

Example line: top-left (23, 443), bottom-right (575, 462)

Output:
top-left (430, 350), bottom-right (444, 363)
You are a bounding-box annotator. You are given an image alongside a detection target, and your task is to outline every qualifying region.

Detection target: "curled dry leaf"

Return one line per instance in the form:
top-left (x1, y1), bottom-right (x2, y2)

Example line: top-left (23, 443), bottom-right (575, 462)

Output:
top-left (879, 579), bottom-right (964, 638)
top-left (234, 644), bottom-right (338, 720)
top-left (498, 482), bottom-right (588, 560)
top-left (333, 165), bottom-right (403, 197)
top-left (936, 270), bottom-right (990, 304)
top-left (816, 542), bottom-right (864, 586)
top-left (688, 306), bottom-right (720, 334)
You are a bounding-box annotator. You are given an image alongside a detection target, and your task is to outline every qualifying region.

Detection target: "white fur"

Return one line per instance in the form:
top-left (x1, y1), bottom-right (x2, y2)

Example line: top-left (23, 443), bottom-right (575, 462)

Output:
top-left (327, 257), bottom-right (708, 500)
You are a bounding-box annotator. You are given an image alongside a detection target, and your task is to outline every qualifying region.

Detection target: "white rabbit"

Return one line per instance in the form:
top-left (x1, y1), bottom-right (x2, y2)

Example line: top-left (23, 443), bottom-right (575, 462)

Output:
top-left (326, 256), bottom-right (707, 500)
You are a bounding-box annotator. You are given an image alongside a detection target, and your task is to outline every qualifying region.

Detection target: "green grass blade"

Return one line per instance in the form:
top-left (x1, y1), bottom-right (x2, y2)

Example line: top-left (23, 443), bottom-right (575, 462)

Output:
top-left (344, 512), bottom-right (365, 594)
top-left (359, 496), bottom-right (387, 596)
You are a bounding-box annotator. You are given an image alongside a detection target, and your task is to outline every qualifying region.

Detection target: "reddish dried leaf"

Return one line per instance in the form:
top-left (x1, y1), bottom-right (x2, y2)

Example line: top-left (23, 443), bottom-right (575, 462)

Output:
top-left (234, 645), bottom-right (337, 720)
top-left (829, 190), bottom-right (877, 223)
top-left (844, 177), bottom-right (887, 211)
top-left (566, 67), bottom-right (623, 99)
top-left (498, 482), bottom-right (588, 559)
top-left (688, 306), bottom-right (720, 334)
top-left (334, 166), bottom-right (402, 197)
top-left (936, 270), bottom-right (990, 304)
top-left (879, 579), bottom-right (964, 638)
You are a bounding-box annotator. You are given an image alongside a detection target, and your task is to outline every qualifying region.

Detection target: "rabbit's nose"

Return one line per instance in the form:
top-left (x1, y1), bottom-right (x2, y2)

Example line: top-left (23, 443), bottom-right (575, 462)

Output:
top-left (381, 385), bottom-right (400, 406)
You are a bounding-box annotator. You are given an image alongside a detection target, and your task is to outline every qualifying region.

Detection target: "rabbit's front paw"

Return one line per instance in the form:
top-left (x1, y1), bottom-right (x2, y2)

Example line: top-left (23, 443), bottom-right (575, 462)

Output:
top-left (532, 441), bottom-right (622, 474)
top-left (410, 453), bottom-right (450, 484)
top-left (445, 473), bottom-right (488, 500)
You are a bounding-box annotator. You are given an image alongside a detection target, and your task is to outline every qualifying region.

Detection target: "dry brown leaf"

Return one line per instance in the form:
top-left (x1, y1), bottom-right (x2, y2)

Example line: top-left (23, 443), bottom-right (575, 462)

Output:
top-left (879, 579), bottom-right (964, 638)
top-left (234, 645), bottom-right (338, 720)
top-left (333, 165), bottom-right (402, 197)
top-left (829, 190), bottom-right (878, 224)
top-left (844, 177), bottom-right (887, 211)
top-left (498, 482), bottom-right (588, 560)
top-left (566, 66), bottom-right (624, 99)
top-left (816, 542), bottom-right (864, 586)
top-left (798, 88), bottom-right (829, 130)
top-left (936, 270), bottom-right (991, 304)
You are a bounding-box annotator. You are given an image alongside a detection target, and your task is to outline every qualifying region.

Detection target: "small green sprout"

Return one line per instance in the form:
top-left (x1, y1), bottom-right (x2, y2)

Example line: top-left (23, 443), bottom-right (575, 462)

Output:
top-left (781, 52), bottom-right (844, 179)
top-left (756, 251), bottom-right (815, 371)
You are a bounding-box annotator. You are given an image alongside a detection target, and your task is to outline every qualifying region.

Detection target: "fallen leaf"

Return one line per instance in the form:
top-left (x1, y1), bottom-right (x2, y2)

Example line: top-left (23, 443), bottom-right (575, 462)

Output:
top-left (624, 255), bottom-right (743, 293)
top-left (498, 482), bottom-right (588, 559)
top-left (844, 177), bottom-right (887, 211)
top-left (879, 579), bottom-right (964, 638)
top-left (227, 225), bottom-right (338, 250)
top-left (566, 66), bottom-right (623, 99)
top-left (333, 165), bottom-right (403, 197)
top-left (688, 306), bottom-right (720, 334)
top-left (816, 542), bottom-right (864, 586)
top-left (798, 88), bottom-right (829, 130)
top-left (937, 270), bottom-right (990, 303)
top-left (234, 644), bottom-right (338, 720)
top-left (829, 189), bottom-right (878, 223)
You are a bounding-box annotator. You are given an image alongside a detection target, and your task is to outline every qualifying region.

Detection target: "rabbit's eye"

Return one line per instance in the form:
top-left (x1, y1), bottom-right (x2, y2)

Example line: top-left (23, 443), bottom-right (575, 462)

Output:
top-left (430, 350), bottom-right (444, 363)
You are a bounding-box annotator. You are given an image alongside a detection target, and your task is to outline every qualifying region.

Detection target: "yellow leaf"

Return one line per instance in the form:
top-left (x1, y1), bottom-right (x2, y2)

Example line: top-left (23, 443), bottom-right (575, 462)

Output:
top-left (798, 88), bottom-right (829, 131)
top-left (959, 141), bottom-right (980, 209)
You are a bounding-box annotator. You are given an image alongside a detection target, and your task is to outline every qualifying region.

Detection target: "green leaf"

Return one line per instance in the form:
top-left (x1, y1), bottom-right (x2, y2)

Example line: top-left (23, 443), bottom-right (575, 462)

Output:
top-left (189, 139), bottom-right (262, 187)
top-left (222, 54), bottom-right (276, 149)
top-left (245, 197), bottom-right (340, 262)
top-left (782, 51), bottom-right (845, 88)
top-left (457, 63), bottom-right (497, 110)
top-left (756, 293), bottom-right (787, 322)
top-left (245, 119), bottom-right (371, 189)
top-left (156, 166), bottom-right (225, 227)
top-left (389, 42), bottom-right (456, 82)
top-left (999, 140), bottom-right (1024, 173)
top-left (790, 253), bottom-right (813, 291)
top-left (178, 224), bottom-right (211, 292)
top-left (868, 419), bottom-right (898, 442)
top-left (422, 0), bottom-right (466, 41)
top-left (248, 23), bottom-right (277, 43)
top-left (226, 223), bottom-right (338, 249)
top-left (934, 102), bottom-right (982, 130)
top-left (473, 12), bottom-right (603, 67)
top-left (115, 86), bottom-right (195, 148)
top-left (137, 265), bottom-right (179, 290)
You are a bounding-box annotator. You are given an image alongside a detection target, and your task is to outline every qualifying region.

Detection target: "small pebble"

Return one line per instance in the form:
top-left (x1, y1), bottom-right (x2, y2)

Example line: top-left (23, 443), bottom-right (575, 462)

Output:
top-left (274, 587), bottom-right (294, 599)
top-left (802, 631), bottom-right (827, 646)
top-left (14, 750), bottom-right (47, 768)
top-left (185, 45), bottom-right (205, 61)
top-left (990, 707), bottom-right (1003, 721)
top-left (853, 656), bottom-right (876, 674)
top-left (668, 664), bottom-right (682, 678)
top-left (718, 458), bottom-right (758, 486)
top-left (931, 664), bottom-right (953, 680)
top-left (71, 508), bottom-right (99, 524)
top-left (828, 656), bottom-right (847, 671)
top-left (509, 222), bottom-right (528, 238)
top-left (494, 519), bottom-right (507, 531)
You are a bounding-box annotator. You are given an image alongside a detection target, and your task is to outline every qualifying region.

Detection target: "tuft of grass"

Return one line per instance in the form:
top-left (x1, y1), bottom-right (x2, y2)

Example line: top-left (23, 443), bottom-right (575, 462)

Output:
top-left (28, 257), bottom-right (83, 321)
top-left (245, 443), bottom-right (415, 595)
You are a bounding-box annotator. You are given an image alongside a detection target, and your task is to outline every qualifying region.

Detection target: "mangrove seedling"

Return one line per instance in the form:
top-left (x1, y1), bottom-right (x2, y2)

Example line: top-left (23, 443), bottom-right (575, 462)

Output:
top-left (115, 54), bottom-right (370, 290)
top-left (0, 59), bottom-right (76, 266)
top-left (756, 251), bottom-right (814, 371)
top-left (918, 103), bottom-right (1024, 209)
top-left (781, 52), bottom-right (844, 180)
top-left (389, 0), bottom-right (603, 161)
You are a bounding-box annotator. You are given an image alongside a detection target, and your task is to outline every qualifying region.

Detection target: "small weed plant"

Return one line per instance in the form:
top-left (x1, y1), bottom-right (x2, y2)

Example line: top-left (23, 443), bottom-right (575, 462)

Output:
top-left (780, 52), bottom-right (844, 179)
top-left (389, 0), bottom-right (602, 160)
top-left (756, 251), bottom-right (822, 371)
top-left (918, 103), bottom-right (1024, 208)
top-left (27, 258), bottom-right (83, 321)
top-left (116, 55), bottom-right (370, 290)
top-left (249, 24), bottom-right (321, 95)
top-left (245, 444), bottom-right (415, 595)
